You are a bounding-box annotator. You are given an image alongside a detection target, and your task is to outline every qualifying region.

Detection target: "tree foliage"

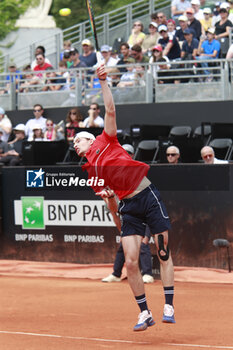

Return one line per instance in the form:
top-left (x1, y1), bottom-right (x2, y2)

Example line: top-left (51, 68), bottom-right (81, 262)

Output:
top-left (0, 0), bottom-right (38, 40)
top-left (50, 0), bottom-right (136, 30)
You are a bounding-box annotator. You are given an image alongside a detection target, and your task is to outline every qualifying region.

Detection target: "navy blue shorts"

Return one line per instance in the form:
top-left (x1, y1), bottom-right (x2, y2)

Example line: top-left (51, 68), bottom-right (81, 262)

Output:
top-left (119, 184), bottom-right (171, 237)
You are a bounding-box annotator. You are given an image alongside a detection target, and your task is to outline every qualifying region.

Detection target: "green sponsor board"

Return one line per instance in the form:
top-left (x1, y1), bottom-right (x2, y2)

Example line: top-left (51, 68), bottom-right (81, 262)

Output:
top-left (21, 197), bottom-right (44, 229)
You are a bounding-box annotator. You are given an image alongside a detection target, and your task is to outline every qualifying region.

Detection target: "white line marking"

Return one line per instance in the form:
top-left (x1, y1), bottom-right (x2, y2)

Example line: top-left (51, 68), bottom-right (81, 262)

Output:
top-left (165, 343), bottom-right (233, 349)
top-left (0, 330), bottom-right (150, 345)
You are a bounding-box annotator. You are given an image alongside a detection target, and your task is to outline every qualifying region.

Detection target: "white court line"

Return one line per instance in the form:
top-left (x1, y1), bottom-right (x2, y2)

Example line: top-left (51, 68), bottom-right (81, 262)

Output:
top-left (0, 330), bottom-right (150, 345)
top-left (165, 343), bottom-right (233, 349)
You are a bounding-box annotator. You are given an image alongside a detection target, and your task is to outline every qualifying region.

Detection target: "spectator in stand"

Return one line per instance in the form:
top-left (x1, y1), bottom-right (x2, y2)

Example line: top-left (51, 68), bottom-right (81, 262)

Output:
top-left (175, 15), bottom-right (189, 44)
top-left (127, 20), bottom-right (146, 48)
top-left (196, 27), bottom-right (220, 79)
top-left (62, 50), bottom-right (73, 68)
top-left (181, 28), bottom-right (199, 59)
top-left (219, 2), bottom-right (233, 23)
top-left (130, 44), bottom-right (150, 63)
top-left (33, 53), bottom-right (52, 78)
top-left (31, 46), bottom-right (52, 70)
top-left (32, 125), bottom-right (44, 141)
top-left (43, 119), bottom-right (57, 141)
top-left (167, 19), bottom-right (177, 36)
top-left (0, 124), bottom-right (26, 166)
top-left (158, 25), bottom-right (181, 60)
top-left (60, 40), bottom-right (72, 61)
top-left (201, 146), bottom-right (229, 163)
top-left (149, 45), bottom-right (170, 78)
top-left (157, 12), bottom-right (168, 25)
top-left (0, 128), bottom-right (9, 156)
top-left (157, 58), bottom-right (175, 84)
top-left (79, 39), bottom-right (97, 67)
top-left (58, 61), bottom-right (71, 90)
top-left (42, 67), bottom-right (66, 91)
top-left (117, 43), bottom-right (132, 72)
top-left (212, 2), bottom-right (222, 26)
top-left (200, 8), bottom-right (213, 34)
top-left (70, 48), bottom-right (87, 69)
top-left (66, 107), bottom-right (84, 142)
top-left (19, 70), bottom-right (42, 93)
top-left (100, 45), bottom-right (118, 67)
top-left (171, 0), bottom-right (191, 20)
top-left (25, 104), bottom-right (47, 141)
top-left (166, 146), bottom-right (181, 164)
top-left (4, 64), bottom-right (22, 93)
top-left (191, 0), bottom-right (204, 20)
top-left (142, 22), bottom-right (159, 55)
top-left (82, 103), bottom-right (104, 128)
top-left (215, 5), bottom-right (233, 40)
top-left (186, 7), bottom-right (202, 39)
top-left (117, 60), bottom-right (146, 88)
top-left (151, 12), bottom-right (159, 26)
top-left (0, 107), bottom-right (12, 142)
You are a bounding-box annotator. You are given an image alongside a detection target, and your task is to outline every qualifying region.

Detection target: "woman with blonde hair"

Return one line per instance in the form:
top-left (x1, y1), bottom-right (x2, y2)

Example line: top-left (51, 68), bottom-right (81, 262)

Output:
top-left (127, 20), bottom-right (146, 48)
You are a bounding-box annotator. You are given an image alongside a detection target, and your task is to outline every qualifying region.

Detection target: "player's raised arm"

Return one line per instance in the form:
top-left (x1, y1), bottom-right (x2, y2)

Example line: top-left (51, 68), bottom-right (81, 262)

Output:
top-left (96, 64), bottom-right (117, 137)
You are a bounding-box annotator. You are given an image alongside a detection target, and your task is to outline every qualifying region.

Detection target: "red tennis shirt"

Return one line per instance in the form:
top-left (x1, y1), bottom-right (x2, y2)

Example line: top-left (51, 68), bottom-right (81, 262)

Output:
top-left (82, 130), bottom-right (149, 200)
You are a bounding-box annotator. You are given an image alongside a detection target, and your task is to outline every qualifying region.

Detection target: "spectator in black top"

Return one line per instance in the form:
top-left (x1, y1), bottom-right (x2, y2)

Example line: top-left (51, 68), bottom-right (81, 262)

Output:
top-left (175, 15), bottom-right (189, 44)
top-left (215, 7), bottom-right (233, 39)
top-left (70, 48), bottom-right (87, 69)
top-left (181, 28), bottom-right (199, 59)
top-left (158, 25), bottom-right (181, 60)
top-left (186, 7), bottom-right (202, 39)
top-left (0, 124), bottom-right (26, 166)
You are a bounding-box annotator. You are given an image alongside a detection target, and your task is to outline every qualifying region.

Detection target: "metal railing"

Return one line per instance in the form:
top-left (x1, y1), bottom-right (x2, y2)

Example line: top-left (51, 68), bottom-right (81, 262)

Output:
top-left (0, 0), bottom-right (170, 72)
top-left (1, 58), bottom-right (233, 111)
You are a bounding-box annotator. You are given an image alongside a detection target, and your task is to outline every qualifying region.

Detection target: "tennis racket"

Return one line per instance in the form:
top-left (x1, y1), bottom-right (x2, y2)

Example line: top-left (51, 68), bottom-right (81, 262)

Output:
top-left (85, 0), bottom-right (103, 65)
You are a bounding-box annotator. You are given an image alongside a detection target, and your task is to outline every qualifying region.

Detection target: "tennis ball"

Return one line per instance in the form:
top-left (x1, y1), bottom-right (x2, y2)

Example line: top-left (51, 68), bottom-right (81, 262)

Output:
top-left (59, 8), bottom-right (71, 16)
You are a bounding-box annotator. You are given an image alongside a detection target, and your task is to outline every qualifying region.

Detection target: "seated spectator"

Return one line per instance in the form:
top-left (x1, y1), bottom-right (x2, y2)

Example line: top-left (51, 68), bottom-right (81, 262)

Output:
top-left (0, 107), bottom-right (12, 142)
top-left (62, 50), bottom-right (73, 68)
top-left (0, 124), bottom-right (26, 166)
top-left (100, 45), bottom-right (118, 67)
top-left (42, 67), bottom-right (66, 91)
top-left (31, 46), bottom-right (52, 70)
top-left (171, 0), bottom-right (191, 20)
top-left (33, 53), bottom-right (52, 78)
top-left (181, 28), bottom-right (199, 59)
top-left (19, 71), bottom-right (42, 92)
top-left (43, 119), bottom-right (57, 141)
top-left (149, 45), bottom-right (170, 78)
top-left (166, 146), bottom-right (181, 163)
top-left (69, 48), bottom-right (87, 69)
top-left (25, 104), bottom-right (47, 141)
top-left (82, 103), bottom-right (104, 128)
top-left (191, 0), bottom-right (204, 20)
top-left (117, 43), bottom-right (132, 72)
top-left (4, 64), bottom-right (22, 93)
top-left (175, 15), bottom-right (189, 45)
top-left (117, 61), bottom-right (145, 88)
top-left (130, 44), bottom-right (150, 63)
top-left (196, 27), bottom-right (220, 78)
top-left (186, 7), bottom-right (202, 39)
top-left (66, 107), bottom-right (84, 142)
top-left (127, 21), bottom-right (146, 48)
top-left (157, 12), bottom-right (168, 25)
top-left (150, 12), bottom-right (159, 26)
top-left (201, 146), bottom-right (229, 163)
top-left (200, 8), bottom-right (213, 34)
top-left (32, 125), bottom-right (44, 141)
top-left (0, 128), bottom-right (9, 155)
top-left (79, 39), bottom-right (97, 67)
top-left (167, 19), bottom-right (177, 36)
top-left (158, 25), bottom-right (181, 60)
top-left (60, 40), bottom-right (72, 61)
top-left (142, 22), bottom-right (160, 55)
top-left (58, 61), bottom-right (71, 90)
top-left (215, 6), bottom-right (233, 41)
top-left (156, 58), bottom-right (175, 84)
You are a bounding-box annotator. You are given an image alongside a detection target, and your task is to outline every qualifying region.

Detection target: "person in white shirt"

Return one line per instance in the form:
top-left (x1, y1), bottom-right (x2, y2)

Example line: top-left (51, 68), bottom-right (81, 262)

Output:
top-left (25, 104), bottom-right (47, 141)
top-left (82, 103), bottom-right (104, 128)
top-left (191, 0), bottom-right (204, 20)
top-left (201, 146), bottom-right (229, 164)
top-left (0, 107), bottom-right (12, 142)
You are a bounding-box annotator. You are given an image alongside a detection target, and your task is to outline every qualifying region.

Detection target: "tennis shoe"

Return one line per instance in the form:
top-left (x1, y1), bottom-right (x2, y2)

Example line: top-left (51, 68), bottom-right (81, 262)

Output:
top-left (101, 274), bottom-right (121, 282)
top-left (133, 310), bottom-right (155, 331)
top-left (162, 304), bottom-right (175, 323)
top-left (142, 274), bottom-right (154, 283)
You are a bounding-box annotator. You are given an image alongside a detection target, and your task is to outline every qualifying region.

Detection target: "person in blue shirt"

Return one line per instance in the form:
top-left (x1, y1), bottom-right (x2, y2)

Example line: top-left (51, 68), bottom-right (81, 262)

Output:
top-left (5, 64), bottom-right (22, 93)
top-left (195, 27), bottom-right (221, 77)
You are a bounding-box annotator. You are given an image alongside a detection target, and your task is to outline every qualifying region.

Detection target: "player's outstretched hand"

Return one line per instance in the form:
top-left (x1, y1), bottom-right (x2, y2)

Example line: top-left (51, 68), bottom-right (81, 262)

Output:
top-left (96, 64), bottom-right (107, 81)
top-left (96, 188), bottom-right (114, 198)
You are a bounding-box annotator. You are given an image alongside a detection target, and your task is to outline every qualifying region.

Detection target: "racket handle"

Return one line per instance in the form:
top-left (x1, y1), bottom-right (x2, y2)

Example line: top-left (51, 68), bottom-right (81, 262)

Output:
top-left (96, 51), bottom-right (105, 66)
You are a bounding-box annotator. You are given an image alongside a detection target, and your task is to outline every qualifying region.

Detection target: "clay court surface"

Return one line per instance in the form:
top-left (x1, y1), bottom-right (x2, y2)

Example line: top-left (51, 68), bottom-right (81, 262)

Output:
top-left (0, 260), bottom-right (233, 350)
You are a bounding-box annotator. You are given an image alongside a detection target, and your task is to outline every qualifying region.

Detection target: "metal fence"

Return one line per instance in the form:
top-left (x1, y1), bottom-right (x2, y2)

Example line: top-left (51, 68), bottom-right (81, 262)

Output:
top-left (0, 0), bottom-right (170, 72)
top-left (0, 58), bottom-right (233, 111)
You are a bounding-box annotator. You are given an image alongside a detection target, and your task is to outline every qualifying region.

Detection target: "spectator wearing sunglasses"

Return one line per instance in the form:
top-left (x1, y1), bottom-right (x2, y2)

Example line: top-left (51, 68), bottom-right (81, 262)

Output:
top-left (166, 146), bottom-right (181, 164)
top-left (201, 146), bottom-right (228, 164)
top-left (158, 25), bottom-right (181, 60)
top-left (69, 48), bottom-right (87, 69)
top-left (25, 104), bottom-right (47, 141)
top-left (66, 107), bottom-right (84, 142)
top-left (82, 103), bottom-right (104, 128)
top-left (186, 7), bottom-right (202, 39)
top-left (127, 21), bottom-right (146, 48)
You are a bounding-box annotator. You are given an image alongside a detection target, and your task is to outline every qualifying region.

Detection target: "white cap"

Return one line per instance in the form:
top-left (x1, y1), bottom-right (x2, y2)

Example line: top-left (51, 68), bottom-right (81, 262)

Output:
top-left (32, 124), bottom-right (42, 131)
top-left (149, 22), bottom-right (158, 28)
top-left (74, 131), bottom-right (96, 142)
top-left (14, 123), bottom-right (25, 132)
top-left (203, 7), bottom-right (212, 14)
top-left (220, 2), bottom-right (230, 8)
top-left (207, 27), bottom-right (215, 34)
top-left (178, 15), bottom-right (188, 21)
top-left (158, 24), bottom-right (168, 32)
top-left (122, 144), bottom-right (134, 154)
top-left (191, 0), bottom-right (200, 5)
top-left (0, 107), bottom-right (5, 115)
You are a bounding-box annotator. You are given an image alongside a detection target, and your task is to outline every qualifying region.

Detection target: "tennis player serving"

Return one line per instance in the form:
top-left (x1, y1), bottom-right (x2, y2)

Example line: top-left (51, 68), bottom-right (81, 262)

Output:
top-left (73, 64), bottom-right (175, 331)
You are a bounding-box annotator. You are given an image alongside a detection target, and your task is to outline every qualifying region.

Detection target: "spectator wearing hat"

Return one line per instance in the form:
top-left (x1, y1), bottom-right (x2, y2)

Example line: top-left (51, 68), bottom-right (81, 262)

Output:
top-left (175, 15), bottom-right (189, 44)
top-left (62, 50), bottom-right (73, 68)
top-left (212, 2), bottom-right (222, 26)
top-left (142, 22), bottom-right (160, 55)
top-left (181, 28), bottom-right (199, 59)
top-left (215, 5), bottom-right (233, 39)
top-left (79, 39), bottom-right (97, 67)
top-left (171, 0), bottom-right (191, 20)
top-left (186, 7), bottom-right (202, 39)
top-left (130, 44), bottom-right (150, 63)
top-left (60, 40), bottom-right (72, 61)
top-left (200, 7), bottom-right (214, 34)
top-left (127, 20), bottom-right (146, 48)
top-left (167, 19), bottom-right (177, 36)
top-left (196, 27), bottom-right (221, 78)
top-left (100, 45), bottom-right (118, 67)
top-left (25, 104), bottom-right (47, 141)
top-left (0, 107), bottom-right (12, 142)
top-left (70, 48), bottom-right (87, 69)
top-left (0, 124), bottom-right (26, 166)
top-left (32, 124), bottom-right (44, 141)
top-left (191, 0), bottom-right (204, 20)
top-left (149, 45), bottom-right (170, 79)
top-left (158, 25), bottom-right (181, 60)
